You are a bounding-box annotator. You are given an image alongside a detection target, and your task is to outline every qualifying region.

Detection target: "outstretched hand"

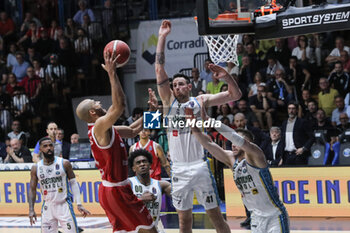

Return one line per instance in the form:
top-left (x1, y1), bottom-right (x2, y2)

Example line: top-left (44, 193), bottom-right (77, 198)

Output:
top-left (101, 51), bottom-right (120, 73)
top-left (29, 210), bottom-right (37, 226)
top-left (148, 88), bottom-right (158, 111)
top-left (209, 64), bottom-right (231, 81)
top-left (159, 20), bottom-right (171, 37)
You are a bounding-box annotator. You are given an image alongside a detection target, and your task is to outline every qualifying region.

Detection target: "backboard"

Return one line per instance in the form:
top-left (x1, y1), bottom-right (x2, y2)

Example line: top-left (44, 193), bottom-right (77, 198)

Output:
top-left (196, 0), bottom-right (350, 39)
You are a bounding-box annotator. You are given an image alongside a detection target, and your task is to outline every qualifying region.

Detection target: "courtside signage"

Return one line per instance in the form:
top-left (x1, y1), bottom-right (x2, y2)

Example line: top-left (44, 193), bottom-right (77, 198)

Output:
top-left (224, 167), bottom-right (350, 217)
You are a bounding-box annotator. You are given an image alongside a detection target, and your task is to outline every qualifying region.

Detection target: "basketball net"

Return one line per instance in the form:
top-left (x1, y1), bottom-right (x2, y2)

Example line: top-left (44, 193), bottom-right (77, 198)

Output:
top-left (195, 15), bottom-right (239, 66)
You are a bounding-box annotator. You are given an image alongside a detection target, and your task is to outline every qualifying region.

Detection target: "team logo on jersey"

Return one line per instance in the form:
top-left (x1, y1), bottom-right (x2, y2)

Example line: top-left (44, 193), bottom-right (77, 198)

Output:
top-left (56, 171), bottom-right (60, 175)
top-left (252, 188), bottom-right (259, 195)
top-left (58, 187), bottom-right (63, 193)
top-left (56, 164), bottom-right (60, 170)
top-left (143, 110), bottom-right (161, 129)
top-left (46, 168), bottom-right (53, 175)
top-left (152, 187), bottom-right (157, 194)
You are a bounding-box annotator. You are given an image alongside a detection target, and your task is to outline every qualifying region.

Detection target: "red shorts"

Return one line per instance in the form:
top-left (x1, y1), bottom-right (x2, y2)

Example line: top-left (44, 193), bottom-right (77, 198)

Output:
top-left (99, 184), bottom-right (154, 232)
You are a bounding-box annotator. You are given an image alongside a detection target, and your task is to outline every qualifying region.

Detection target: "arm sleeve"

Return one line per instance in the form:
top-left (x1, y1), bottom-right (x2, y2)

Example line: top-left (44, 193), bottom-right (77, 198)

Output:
top-left (69, 178), bottom-right (82, 205)
top-left (214, 120), bottom-right (245, 147)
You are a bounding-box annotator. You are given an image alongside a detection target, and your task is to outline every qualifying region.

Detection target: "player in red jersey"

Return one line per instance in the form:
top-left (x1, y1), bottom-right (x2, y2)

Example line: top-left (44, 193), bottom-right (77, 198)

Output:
top-left (76, 51), bottom-right (158, 233)
top-left (129, 128), bottom-right (170, 180)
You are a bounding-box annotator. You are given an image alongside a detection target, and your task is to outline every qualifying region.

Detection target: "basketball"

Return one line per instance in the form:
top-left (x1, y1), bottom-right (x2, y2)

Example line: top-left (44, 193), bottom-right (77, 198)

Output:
top-left (103, 40), bottom-right (130, 68)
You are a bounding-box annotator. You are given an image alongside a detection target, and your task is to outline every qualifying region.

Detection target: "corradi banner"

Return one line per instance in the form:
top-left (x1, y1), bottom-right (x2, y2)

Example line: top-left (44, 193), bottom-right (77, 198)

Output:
top-left (136, 18), bottom-right (207, 80)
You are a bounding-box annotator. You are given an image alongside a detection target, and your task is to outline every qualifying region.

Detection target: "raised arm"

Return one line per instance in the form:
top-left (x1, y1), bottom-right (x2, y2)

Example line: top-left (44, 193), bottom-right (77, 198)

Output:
top-left (199, 64), bottom-right (242, 107)
top-left (115, 88), bottom-right (158, 138)
top-left (93, 52), bottom-right (125, 138)
top-left (155, 20), bottom-right (173, 106)
top-left (28, 165), bottom-right (38, 226)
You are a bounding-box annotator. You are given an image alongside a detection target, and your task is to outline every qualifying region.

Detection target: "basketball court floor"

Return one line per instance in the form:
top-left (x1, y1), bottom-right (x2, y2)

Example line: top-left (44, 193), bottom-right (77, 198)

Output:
top-left (0, 214), bottom-right (349, 233)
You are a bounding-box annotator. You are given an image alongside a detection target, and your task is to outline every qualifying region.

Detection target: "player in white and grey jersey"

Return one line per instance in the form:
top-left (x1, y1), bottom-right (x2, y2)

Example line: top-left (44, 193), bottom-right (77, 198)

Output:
top-left (155, 19), bottom-right (242, 233)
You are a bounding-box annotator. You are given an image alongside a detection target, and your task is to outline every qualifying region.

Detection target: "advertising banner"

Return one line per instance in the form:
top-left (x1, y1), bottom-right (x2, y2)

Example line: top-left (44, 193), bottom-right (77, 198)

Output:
top-left (136, 18), bottom-right (207, 80)
top-left (0, 170), bottom-right (104, 215)
top-left (224, 167), bottom-right (350, 217)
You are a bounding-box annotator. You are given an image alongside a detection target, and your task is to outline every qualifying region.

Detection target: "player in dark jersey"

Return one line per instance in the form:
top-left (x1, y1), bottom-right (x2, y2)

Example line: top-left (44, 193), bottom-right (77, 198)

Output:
top-left (76, 51), bottom-right (158, 233)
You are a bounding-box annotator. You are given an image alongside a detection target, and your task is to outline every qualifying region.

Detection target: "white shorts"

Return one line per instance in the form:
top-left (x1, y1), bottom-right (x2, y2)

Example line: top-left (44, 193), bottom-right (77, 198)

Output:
top-left (171, 159), bottom-right (220, 211)
top-left (41, 199), bottom-right (79, 233)
top-left (250, 211), bottom-right (290, 233)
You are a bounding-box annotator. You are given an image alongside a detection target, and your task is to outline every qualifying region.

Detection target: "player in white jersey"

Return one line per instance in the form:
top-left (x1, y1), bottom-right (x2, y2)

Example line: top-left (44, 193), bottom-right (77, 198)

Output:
top-left (155, 20), bottom-right (242, 233)
top-left (128, 149), bottom-right (171, 233)
top-left (187, 108), bottom-right (290, 233)
top-left (29, 137), bottom-right (90, 233)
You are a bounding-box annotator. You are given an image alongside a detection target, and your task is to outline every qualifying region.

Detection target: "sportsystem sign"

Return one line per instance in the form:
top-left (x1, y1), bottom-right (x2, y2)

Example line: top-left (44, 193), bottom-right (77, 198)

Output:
top-left (255, 4), bottom-right (350, 40)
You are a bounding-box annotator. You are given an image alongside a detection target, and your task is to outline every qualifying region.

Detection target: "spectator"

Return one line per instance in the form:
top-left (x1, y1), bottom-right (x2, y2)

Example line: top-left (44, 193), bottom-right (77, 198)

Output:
top-left (318, 77), bottom-right (339, 117)
top-left (285, 56), bottom-right (311, 101)
top-left (191, 67), bottom-right (206, 96)
top-left (12, 86), bottom-right (32, 120)
top-left (216, 103), bottom-right (234, 124)
top-left (206, 75), bottom-right (225, 94)
top-left (298, 89), bottom-right (312, 117)
top-left (248, 71), bottom-right (265, 97)
top-left (326, 37), bottom-right (350, 64)
top-left (81, 14), bottom-right (102, 42)
top-left (12, 52), bottom-right (30, 82)
top-left (281, 102), bottom-right (314, 165)
top-left (57, 38), bottom-right (76, 71)
top-left (264, 55), bottom-right (285, 81)
top-left (337, 113), bottom-right (350, 133)
top-left (6, 43), bottom-right (17, 70)
top-left (236, 43), bottom-right (244, 66)
top-left (25, 46), bottom-right (40, 65)
top-left (48, 19), bottom-right (61, 41)
top-left (0, 103), bottom-right (11, 134)
top-left (101, 0), bottom-right (115, 41)
top-left (17, 21), bottom-right (41, 48)
top-left (0, 137), bottom-right (7, 162)
top-left (267, 69), bottom-right (294, 110)
top-left (45, 53), bottom-right (67, 99)
top-left (236, 99), bottom-right (259, 128)
top-left (4, 138), bottom-right (32, 163)
top-left (35, 29), bottom-right (56, 61)
top-left (64, 18), bottom-right (78, 42)
top-left (73, 0), bottom-right (96, 26)
top-left (233, 112), bottom-right (267, 147)
top-left (260, 127), bottom-right (284, 166)
top-left (5, 73), bottom-right (18, 96)
top-left (327, 61), bottom-right (350, 97)
top-left (266, 38), bottom-right (291, 67)
top-left (0, 11), bottom-right (15, 46)
top-left (0, 81), bottom-right (13, 109)
top-left (331, 96), bottom-right (350, 126)
top-left (20, 12), bottom-right (42, 35)
top-left (32, 121), bottom-right (62, 162)
top-left (340, 50), bottom-right (350, 72)
top-left (19, 66), bottom-right (42, 111)
top-left (246, 42), bottom-right (262, 73)
top-left (74, 28), bottom-right (92, 74)
top-left (70, 133), bottom-right (79, 144)
top-left (291, 35), bottom-right (316, 65)
top-left (239, 55), bottom-right (257, 87)
top-left (304, 99), bottom-right (318, 127)
top-left (32, 59), bottom-right (45, 79)
top-left (249, 85), bottom-right (275, 129)
top-left (314, 108), bottom-right (334, 131)
top-left (56, 128), bottom-right (70, 160)
top-left (7, 120), bottom-right (29, 146)
top-left (199, 59), bottom-right (213, 84)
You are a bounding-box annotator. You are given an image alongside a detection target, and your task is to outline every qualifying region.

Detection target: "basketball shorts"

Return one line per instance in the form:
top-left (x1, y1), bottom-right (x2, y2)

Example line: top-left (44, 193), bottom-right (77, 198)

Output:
top-left (99, 182), bottom-right (154, 233)
top-left (41, 199), bottom-right (78, 233)
top-left (250, 211), bottom-right (290, 233)
top-left (171, 159), bottom-right (220, 211)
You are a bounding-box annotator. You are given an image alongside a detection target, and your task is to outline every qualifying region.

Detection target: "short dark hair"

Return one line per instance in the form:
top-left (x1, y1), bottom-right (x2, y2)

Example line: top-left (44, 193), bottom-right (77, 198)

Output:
top-left (46, 121), bottom-right (57, 129)
top-left (287, 101), bottom-right (298, 109)
top-left (335, 61), bottom-right (343, 66)
top-left (128, 149), bottom-right (153, 169)
top-left (173, 73), bottom-right (190, 84)
top-left (132, 107), bottom-right (143, 117)
top-left (236, 129), bottom-right (254, 142)
top-left (39, 137), bottom-right (52, 146)
top-left (289, 56), bottom-right (298, 61)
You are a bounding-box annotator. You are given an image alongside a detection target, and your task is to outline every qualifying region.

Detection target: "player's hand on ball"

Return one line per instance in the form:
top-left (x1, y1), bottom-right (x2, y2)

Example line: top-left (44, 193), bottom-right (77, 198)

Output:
top-left (77, 204), bottom-right (91, 218)
top-left (148, 88), bottom-right (158, 111)
top-left (101, 51), bottom-right (120, 73)
top-left (29, 210), bottom-right (37, 225)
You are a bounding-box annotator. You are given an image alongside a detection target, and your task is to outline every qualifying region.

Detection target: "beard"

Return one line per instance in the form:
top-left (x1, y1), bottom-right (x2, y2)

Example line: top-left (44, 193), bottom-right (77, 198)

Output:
top-left (43, 150), bottom-right (54, 159)
top-left (95, 108), bottom-right (106, 117)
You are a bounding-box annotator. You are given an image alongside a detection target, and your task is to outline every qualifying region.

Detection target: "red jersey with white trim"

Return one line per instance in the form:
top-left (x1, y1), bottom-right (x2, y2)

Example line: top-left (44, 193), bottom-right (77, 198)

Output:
top-left (88, 124), bottom-right (128, 182)
top-left (133, 140), bottom-right (161, 180)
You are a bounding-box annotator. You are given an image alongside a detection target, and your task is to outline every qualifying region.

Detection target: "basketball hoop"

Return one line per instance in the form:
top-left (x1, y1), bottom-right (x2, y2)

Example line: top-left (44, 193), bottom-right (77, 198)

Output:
top-left (195, 14), bottom-right (240, 66)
